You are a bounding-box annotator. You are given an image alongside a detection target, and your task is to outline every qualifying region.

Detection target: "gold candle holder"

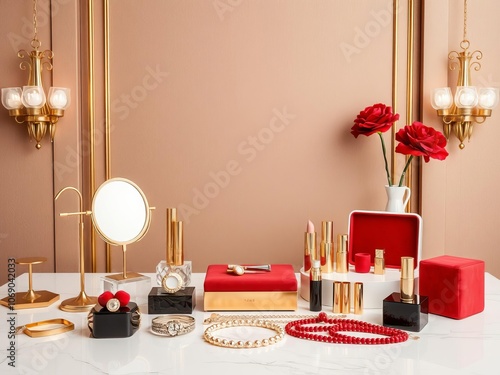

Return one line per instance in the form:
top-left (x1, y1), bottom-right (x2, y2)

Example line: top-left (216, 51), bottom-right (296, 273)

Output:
top-left (0, 257), bottom-right (59, 309)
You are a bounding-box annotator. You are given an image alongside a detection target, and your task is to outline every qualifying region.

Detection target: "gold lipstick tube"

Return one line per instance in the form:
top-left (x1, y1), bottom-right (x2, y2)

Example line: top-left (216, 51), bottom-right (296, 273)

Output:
top-left (400, 256), bottom-right (415, 303)
top-left (333, 281), bottom-right (342, 313)
top-left (173, 220), bottom-right (184, 266)
top-left (354, 282), bottom-right (363, 315)
top-left (320, 221), bottom-right (334, 273)
top-left (304, 232), bottom-right (317, 272)
top-left (166, 208), bottom-right (177, 265)
top-left (341, 282), bottom-right (350, 314)
top-left (374, 249), bottom-right (385, 275)
top-left (336, 234), bottom-right (349, 273)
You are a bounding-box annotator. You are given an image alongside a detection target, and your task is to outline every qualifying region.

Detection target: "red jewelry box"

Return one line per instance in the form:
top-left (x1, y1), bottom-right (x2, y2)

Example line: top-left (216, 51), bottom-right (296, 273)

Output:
top-left (203, 264), bottom-right (297, 311)
top-left (419, 255), bottom-right (485, 319)
top-left (348, 210), bottom-right (422, 269)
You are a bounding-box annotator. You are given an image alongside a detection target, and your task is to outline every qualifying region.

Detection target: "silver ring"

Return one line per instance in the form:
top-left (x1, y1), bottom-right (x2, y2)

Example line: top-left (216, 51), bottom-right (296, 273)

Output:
top-left (162, 272), bottom-right (183, 293)
top-left (151, 315), bottom-right (195, 337)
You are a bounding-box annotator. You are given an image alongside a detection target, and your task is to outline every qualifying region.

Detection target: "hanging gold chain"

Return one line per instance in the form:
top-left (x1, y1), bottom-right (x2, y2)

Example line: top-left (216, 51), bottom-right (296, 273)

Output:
top-left (463, 0), bottom-right (468, 42)
top-left (203, 312), bottom-right (346, 325)
top-left (31, 0), bottom-right (41, 50)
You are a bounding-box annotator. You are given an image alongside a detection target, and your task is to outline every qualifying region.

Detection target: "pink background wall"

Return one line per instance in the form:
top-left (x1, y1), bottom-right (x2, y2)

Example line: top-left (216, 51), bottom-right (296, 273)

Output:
top-left (0, 0), bottom-right (499, 283)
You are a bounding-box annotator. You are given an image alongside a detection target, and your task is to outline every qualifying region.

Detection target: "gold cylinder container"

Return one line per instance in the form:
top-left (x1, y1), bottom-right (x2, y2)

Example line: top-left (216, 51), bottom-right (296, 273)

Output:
top-left (354, 282), bottom-right (363, 315)
top-left (336, 234), bottom-right (349, 273)
top-left (173, 220), bottom-right (184, 266)
top-left (166, 208), bottom-right (177, 265)
top-left (320, 221), bottom-right (334, 273)
top-left (341, 282), bottom-right (350, 314)
top-left (374, 249), bottom-right (385, 275)
top-left (333, 281), bottom-right (342, 314)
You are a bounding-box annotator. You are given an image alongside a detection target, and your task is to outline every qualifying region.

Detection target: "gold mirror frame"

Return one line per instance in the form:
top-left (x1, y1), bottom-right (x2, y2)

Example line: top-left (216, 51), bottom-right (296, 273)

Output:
top-left (91, 177), bottom-right (152, 246)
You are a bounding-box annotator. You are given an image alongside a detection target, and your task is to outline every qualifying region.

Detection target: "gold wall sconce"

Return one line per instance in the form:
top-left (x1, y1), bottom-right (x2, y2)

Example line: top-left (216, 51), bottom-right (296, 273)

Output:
top-left (431, 0), bottom-right (498, 149)
top-left (1, 0), bottom-right (70, 149)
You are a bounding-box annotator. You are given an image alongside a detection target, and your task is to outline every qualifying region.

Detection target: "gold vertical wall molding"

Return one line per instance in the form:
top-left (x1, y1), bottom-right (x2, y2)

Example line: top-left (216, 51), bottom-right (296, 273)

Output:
top-left (405, 0), bottom-right (415, 212)
top-left (391, 0), bottom-right (399, 186)
top-left (104, 0), bottom-right (112, 272)
top-left (88, 0), bottom-right (97, 272)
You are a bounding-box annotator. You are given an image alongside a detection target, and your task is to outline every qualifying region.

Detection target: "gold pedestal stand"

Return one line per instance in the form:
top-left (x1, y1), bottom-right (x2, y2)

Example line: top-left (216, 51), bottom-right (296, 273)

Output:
top-left (0, 257), bottom-right (59, 309)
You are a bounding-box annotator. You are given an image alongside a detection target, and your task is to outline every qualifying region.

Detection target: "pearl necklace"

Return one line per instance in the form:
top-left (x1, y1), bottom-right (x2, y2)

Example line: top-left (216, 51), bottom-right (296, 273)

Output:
top-left (204, 319), bottom-right (285, 349)
top-left (285, 312), bottom-right (409, 345)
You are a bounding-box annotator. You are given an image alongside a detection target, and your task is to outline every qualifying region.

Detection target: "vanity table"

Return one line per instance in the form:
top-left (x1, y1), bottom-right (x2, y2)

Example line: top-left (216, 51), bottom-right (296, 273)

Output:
top-left (1, 272), bottom-right (499, 374)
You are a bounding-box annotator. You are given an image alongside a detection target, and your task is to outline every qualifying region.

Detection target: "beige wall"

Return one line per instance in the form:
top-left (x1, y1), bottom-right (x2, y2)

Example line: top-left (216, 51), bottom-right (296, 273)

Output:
top-left (421, 0), bottom-right (500, 275)
top-left (0, 0), bottom-right (499, 284)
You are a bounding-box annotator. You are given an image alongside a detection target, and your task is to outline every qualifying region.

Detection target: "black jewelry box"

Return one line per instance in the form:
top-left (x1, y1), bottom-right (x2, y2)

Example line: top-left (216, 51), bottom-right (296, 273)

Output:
top-left (148, 287), bottom-right (196, 314)
top-left (88, 302), bottom-right (140, 338)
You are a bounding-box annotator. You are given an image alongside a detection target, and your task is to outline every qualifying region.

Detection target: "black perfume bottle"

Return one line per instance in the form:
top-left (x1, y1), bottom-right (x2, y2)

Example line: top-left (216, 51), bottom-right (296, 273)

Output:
top-left (383, 257), bottom-right (428, 332)
top-left (310, 260), bottom-right (322, 311)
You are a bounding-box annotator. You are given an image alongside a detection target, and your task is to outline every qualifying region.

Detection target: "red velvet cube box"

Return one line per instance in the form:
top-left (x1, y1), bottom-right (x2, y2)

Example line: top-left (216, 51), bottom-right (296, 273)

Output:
top-left (419, 255), bottom-right (485, 319)
top-left (203, 264), bottom-right (297, 311)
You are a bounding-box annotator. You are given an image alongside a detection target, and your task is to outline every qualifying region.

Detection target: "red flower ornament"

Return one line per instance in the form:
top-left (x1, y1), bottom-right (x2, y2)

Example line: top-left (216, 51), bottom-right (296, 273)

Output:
top-left (351, 104), bottom-right (449, 187)
top-left (395, 122), bottom-right (449, 162)
top-left (351, 103), bottom-right (399, 138)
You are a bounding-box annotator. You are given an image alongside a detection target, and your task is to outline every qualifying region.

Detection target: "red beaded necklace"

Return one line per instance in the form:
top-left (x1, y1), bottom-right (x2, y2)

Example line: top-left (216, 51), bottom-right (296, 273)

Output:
top-left (285, 312), bottom-right (409, 345)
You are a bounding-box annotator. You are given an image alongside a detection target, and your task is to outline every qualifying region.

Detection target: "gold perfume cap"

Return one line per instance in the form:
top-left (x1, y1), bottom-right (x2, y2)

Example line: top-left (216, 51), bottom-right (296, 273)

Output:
top-left (375, 249), bottom-right (385, 258)
top-left (401, 257), bottom-right (414, 279)
top-left (321, 221), bottom-right (333, 243)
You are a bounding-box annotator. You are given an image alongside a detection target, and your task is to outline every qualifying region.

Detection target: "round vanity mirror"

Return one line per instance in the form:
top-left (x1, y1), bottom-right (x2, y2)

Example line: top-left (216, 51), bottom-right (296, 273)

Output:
top-left (91, 178), bottom-right (151, 245)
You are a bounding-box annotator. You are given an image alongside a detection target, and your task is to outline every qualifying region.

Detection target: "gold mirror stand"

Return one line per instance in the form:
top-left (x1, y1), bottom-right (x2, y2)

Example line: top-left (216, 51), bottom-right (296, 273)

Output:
top-left (55, 187), bottom-right (98, 312)
top-left (104, 244), bottom-right (145, 281)
top-left (0, 257), bottom-right (59, 309)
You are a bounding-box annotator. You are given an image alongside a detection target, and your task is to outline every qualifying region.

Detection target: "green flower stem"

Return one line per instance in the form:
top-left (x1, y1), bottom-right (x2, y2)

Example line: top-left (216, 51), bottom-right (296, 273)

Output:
top-left (398, 155), bottom-right (414, 187)
top-left (378, 132), bottom-right (392, 186)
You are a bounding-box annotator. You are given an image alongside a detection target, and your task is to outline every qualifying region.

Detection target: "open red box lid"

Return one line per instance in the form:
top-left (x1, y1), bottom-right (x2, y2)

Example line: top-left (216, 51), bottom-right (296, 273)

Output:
top-left (348, 210), bottom-right (422, 269)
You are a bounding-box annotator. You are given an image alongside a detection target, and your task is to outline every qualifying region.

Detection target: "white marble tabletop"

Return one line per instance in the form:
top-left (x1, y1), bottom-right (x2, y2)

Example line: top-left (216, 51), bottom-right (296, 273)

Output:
top-left (0, 272), bottom-right (499, 375)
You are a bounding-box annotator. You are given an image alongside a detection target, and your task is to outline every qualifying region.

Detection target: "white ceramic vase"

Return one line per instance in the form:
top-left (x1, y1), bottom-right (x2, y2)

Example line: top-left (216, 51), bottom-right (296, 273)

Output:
top-left (385, 185), bottom-right (411, 213)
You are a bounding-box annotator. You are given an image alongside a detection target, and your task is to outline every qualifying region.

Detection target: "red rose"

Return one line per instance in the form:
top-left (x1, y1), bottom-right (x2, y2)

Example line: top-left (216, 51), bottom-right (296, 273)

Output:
top-left (351, 103), bottom-right (399, 138)
top-left (395, 122), bottom-right (449, 162)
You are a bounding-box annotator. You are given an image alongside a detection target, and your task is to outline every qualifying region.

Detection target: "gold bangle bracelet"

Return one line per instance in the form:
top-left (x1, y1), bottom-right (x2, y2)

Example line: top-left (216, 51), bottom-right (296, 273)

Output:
top-left (17, 319), bottom-right (75, 338)
top-left (204, 319), bottom-right (284, 349)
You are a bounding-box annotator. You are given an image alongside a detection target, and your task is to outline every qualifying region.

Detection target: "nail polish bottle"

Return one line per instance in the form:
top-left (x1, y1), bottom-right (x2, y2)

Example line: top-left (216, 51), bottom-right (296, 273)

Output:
top-left (309, 260), bottom-right (322, 312)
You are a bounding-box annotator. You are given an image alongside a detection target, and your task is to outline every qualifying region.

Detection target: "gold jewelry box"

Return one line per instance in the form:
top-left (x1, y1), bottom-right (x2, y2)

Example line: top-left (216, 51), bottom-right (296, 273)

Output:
top-left (203, 264), bottom-right (297, 311)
